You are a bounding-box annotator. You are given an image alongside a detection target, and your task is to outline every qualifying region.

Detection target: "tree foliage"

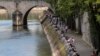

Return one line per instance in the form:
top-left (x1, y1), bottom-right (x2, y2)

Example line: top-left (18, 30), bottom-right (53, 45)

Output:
top-left (45, 0), bottom-right (100, 51)
top-left (45, 0), bottom-right (100, 23)
top-left (45, 0), bottom-right (85, 19)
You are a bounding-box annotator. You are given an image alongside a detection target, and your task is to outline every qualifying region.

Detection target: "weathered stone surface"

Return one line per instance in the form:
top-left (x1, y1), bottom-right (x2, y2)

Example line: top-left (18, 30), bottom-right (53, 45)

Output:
top-left (41, 18), bottom-right (66, 56)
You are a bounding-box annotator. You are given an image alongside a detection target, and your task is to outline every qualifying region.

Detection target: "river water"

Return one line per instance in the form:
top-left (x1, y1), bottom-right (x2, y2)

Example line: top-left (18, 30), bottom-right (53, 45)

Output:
top-left (0, 20), bottom-right (51, 56)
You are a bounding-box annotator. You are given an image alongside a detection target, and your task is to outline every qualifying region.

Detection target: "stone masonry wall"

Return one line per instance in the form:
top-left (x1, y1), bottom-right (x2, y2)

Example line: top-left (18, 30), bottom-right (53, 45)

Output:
top-left (40, 18), bottom-right (66, 56)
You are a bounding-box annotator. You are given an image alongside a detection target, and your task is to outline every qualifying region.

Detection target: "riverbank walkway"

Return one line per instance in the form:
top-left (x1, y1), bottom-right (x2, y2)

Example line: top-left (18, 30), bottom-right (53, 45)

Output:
top-left (43, 14), bottom-right (93, 56)
top-left (66, 30), bottom-right (92, 56)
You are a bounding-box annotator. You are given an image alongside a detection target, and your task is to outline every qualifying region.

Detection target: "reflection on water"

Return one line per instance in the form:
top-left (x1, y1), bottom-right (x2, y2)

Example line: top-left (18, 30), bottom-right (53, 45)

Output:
top-left (0, 20), bottom-right (51, 56)
top-left (13, 26), bottom-right (24, 31)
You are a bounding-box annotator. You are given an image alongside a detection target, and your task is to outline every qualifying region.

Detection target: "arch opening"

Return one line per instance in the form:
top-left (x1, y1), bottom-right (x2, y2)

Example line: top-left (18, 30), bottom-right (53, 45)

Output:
top-left (23, 6), bottom-right (49, 29)
top-left (0, 6), bottom-right (9, 20)
top-left (23, 6), bottom-right (38, 26)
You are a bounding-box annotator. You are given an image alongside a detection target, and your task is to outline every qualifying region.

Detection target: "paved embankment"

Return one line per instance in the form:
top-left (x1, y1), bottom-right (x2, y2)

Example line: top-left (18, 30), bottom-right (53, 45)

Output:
top-left (41, 19), bottom-right (67, 56)
top-left (40, 16), bottom-right (93, 56)
top-left (66, 30), bottom-right (92, 56)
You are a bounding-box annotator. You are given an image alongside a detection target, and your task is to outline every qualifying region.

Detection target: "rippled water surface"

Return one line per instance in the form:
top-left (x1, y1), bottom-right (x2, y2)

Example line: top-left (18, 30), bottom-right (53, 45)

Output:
top-left (0, 20), bottom-right (51, 56)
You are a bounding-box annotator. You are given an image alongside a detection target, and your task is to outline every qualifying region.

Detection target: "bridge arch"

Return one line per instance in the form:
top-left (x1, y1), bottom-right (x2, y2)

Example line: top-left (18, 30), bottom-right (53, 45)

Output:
top-left (23, 5), bottom-right (38, 26)
top-left (0, 6), bottom-right (9, 19)
top-left (23, 5), bottom-right (53, 26)
top-left (0, 1), bottom-right (16, 19)
top-left (0, 6), bottom-right (6, 9)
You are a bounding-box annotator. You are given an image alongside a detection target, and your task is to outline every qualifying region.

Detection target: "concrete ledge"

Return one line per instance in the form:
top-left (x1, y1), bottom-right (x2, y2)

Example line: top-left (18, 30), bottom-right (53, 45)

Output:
top-left (41, 19), bottom-right (66, 56)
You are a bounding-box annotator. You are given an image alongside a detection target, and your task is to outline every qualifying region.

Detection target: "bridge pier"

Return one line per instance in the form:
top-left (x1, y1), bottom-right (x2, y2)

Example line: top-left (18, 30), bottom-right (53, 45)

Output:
top-left (12, 10), bottom-right (23, 26)
top-left (12, 10), bottom-right (24, 31)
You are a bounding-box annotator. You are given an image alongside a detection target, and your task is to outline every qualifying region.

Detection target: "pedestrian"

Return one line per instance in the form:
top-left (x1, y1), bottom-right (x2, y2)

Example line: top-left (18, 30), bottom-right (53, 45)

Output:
top-left (67, 37), bottom-right (75, 46)
top-left (73, 52), bottom-right (80, 56)
top-left (65, 26), bottom-right (68, 32)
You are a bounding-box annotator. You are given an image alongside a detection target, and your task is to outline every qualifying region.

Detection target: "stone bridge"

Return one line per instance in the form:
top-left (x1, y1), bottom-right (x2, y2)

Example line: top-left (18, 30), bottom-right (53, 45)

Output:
top-left (0, 1), bottom-right (52, 26)
top-left (0, 1), bottom-right (50, 19)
